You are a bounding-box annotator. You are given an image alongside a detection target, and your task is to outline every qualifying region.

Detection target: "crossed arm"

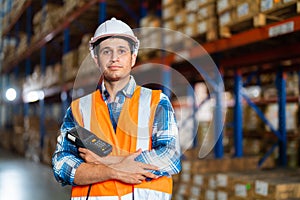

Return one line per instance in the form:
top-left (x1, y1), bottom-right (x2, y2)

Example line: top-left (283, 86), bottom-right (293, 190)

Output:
top-left (73, 148), bottom-right (159, 185)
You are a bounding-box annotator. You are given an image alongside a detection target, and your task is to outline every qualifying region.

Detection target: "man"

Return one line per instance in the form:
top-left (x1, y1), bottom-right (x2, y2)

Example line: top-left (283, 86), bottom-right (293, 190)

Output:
top-left (52, 17), bottom-right (181, 200)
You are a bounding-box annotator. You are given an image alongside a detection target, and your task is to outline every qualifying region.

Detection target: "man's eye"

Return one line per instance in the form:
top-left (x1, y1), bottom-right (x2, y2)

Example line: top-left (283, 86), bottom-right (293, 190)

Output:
top-left (119, 49), bottom-right (127, 54)
top-left (102, 50), bottom-right (111, 55)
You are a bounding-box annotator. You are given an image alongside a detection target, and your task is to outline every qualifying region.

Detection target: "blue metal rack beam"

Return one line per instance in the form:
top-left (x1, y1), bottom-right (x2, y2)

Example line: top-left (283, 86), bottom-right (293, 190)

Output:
top-left (187, 84), bottom-right (198, 148)
top-left (276, 68), bottom-right (287, 166)
top-left (242, 94), bottom-right (283, 141)
top-left (39, 0), bottom-right (47, 149)
top-left (98, 1), bottom-right (106, 25)
top-left (140, 0), bottom-right (147, 19)
top-left (235, 66), bottom-right (288, 167)
top-left (214, 89), bottom-right (224, 158)
top-left (24, 5), bottom-right (32, 117)
top-left (62, 28), bottom-right (70, 116)
top-left (40, 46), bottom-right (46, 149)
top-left (234, 70), bottom-right (243, 157)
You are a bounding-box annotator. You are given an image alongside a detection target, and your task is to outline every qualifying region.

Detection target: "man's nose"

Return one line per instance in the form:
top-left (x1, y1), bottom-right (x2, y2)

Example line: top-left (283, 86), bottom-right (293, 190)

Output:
top-left (111, 50), bottom-right (119, 62)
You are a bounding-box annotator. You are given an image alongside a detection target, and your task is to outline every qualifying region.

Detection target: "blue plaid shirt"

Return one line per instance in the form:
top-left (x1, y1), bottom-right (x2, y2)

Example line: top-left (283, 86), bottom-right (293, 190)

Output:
top-left (52, 76), bottom-right (181, 186)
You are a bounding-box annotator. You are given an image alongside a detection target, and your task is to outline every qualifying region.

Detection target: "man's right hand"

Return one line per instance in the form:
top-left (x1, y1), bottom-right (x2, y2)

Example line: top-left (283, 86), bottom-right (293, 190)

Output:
top-left (110, 149), bottom-right (159, 184)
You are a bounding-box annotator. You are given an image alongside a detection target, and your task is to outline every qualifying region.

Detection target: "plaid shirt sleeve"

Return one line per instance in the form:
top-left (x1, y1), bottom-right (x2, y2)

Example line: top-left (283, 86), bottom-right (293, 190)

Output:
top-left (135, 93), bottom-right (182, 177)
top-left (52, 107), bottom-right (84, 186)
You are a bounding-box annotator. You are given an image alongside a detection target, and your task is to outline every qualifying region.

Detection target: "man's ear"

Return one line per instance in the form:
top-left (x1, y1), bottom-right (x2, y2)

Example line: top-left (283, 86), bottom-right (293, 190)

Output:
top-left (93, 55), bottom-right (99, 66)
top-left (131, 54), bottom-right (137, 67)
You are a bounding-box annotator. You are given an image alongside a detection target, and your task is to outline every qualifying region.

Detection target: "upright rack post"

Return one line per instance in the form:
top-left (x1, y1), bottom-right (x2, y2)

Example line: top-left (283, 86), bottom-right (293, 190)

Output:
top-left (61, 28), bottom-right (70, 116)
top-left (214, 89), bottom-right (224, 158)
top-left (39, 0), bottom-right (47, 149)
top-left (187, 84), bottom-right (198, 148)
top-left (40, 46), bottom-right (46, 149)
top-left (234, 69), bottom-right (243, 157)
top-left (140, 0), bottom-right (147, 19)
top-left (98, 1), bottom-right (106, 24)
top-left (24, 5), bottom-right (32, 117)
top-left (277, 67), bottom-right (287, 166)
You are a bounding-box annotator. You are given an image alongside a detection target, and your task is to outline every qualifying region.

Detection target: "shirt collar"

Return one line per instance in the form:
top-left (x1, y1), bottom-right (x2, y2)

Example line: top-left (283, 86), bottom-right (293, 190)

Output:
top-left (100, 75), bottom-right (136, 100)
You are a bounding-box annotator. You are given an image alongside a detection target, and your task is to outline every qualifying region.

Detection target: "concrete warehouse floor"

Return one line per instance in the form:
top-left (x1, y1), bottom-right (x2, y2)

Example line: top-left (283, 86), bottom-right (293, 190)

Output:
top-left (0, 148), bottom-right (71, 200)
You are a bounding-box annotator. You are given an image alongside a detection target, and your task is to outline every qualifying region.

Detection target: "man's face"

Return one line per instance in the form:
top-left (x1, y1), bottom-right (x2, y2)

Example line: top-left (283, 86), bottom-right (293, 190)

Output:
top-left (96, 37), bottom-right (137, 82)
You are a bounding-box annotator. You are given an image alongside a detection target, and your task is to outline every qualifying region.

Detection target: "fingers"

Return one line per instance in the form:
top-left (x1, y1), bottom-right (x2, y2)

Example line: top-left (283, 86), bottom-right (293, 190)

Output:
top-left (135, 148), bottom-right (142, 154)
top-left (143, 172), bottom-right (158, 179)
top-left (78, 147), bottom-right (87, 154)
top-left (139, 163), bottom-right (159, 171)
top-left (129, 148), bottom-right (142, 159)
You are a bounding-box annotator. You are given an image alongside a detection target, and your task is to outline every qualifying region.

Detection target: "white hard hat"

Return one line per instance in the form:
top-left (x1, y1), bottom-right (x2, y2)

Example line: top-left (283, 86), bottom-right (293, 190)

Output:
top-left (89, 17), bottom-right (139, 57)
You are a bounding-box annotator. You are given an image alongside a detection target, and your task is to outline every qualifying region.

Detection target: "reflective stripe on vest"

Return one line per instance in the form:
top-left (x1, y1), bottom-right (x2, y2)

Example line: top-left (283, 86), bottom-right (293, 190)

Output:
top-left (70, 87), bottom-right (172, 200)
top-left (136, 87), bottom-right (151, 151)
top-left (79, 93), bottom-right (92, 130)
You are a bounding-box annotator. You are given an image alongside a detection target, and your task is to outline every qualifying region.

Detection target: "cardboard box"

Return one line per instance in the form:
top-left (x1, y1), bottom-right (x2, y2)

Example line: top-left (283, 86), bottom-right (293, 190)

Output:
top-left (235, 0), bottom-right (260, 21)
top-left (260, 0), bottom-right (282, 12)
top-left (217, 0), bottom-right (236, 13)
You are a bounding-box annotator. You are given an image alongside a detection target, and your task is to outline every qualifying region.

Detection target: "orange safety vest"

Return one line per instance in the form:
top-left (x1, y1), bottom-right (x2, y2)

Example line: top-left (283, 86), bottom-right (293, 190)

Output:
top-left (70, 86), bottom-right (172, 200)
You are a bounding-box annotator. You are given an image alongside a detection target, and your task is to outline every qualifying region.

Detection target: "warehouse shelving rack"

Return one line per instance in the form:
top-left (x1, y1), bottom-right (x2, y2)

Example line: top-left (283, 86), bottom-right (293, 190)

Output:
top-left (0, 0), bottom-right (299, 167)
top-left (0, 0), bottom-right (159, 155)
top-left (169, 14), bottom-right (300, 166)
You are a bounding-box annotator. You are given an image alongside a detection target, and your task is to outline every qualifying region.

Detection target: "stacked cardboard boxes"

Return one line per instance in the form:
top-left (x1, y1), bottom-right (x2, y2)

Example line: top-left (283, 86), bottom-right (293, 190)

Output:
top-left (185, 0), bottom-right (218, 41)
top-left (62, 49), bottom-right (79, 81)
top-left (63, 0), bottom-right (89, 17)
top-left (139, 14), bottom-right (162, 61)
top-left (42, 118), bottom-right (60, 165)
top-left (173, 166), bottom-right (300, 200)
top-left (32, 3), bottom-right (64, 42)
top-left (162, 0), bottom-right (218, 50)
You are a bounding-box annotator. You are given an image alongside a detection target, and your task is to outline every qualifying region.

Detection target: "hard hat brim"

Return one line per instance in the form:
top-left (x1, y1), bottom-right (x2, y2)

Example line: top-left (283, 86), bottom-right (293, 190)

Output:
top-left (89, 33), bottom-right (139, 46)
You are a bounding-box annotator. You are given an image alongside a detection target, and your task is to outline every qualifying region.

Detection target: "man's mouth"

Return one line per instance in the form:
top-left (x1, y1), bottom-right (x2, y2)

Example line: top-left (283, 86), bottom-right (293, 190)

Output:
top-left (108, 65), bottom-right (122, 70)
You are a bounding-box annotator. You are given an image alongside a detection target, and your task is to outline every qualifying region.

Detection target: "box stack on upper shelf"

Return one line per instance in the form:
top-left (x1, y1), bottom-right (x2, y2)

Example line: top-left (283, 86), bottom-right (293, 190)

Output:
top-left (62, 0), bottom-right (89, 17)
top-left (185, 0), bottom-right (218, 41)
top-left (218, 0), bottom-right (260, 38)
top-left (1, 0), bottom-right (27, 34)
top-left (138, 14), bottom-right (162, 61)
top-left (32, 3), bottom-right (64, 43)
top-left (162, 0), bottom-right (218, 49)
top-left (218, 0), bottom-right (300, 37)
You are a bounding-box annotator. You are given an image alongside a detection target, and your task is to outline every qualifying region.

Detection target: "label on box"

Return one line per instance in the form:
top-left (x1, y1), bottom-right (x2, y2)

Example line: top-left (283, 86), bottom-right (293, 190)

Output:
top-left (193, 174), bottom-right (204, 185)
top-left (218, 0), bottom-right (230, 12)
top-left (175, 193), bottom-right (184, 200)
top-left (217, 174), bottom-right (228, 187)
top-left (255, 180), bottom-right (268, 196)
top-left (217, 191), bottom-right (228, 200)
top-left (186, 0), bottom-right (198, 12)
top-left (191, 186), bottom-right (201, 197)
top-left (187, 13), bottom-right (196, 24)
top-left (197, 21), bottom-right (207, 34)
top-left (209, 177), bottom-right (217, 189)
top-left (184, 25), bottom-right (194, 36)
top-left (182, 161), bottom-right (192, 171)
top-left (219, 12), bottom-right (231, 26)
top-left (261, 0), bottom-right (273, 12)
top-left (269, 21), bottom-right (294, 37)
top-left (181, 172), bottom-right (191, 182)
top-left (237, 2), bottom-right (249, 17)
top-left (235, 184), bottom-right (247, 197)
top-left (283, 0), bottom-right (296, 3)
top-left (175, 15), bottom-right (183, 25)
top-left (198, 7), bottom-right (209, 19)
top-left (206, 190), bottom-right (215, 200)
top-left (178, 184), bottom-right (188, 195)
